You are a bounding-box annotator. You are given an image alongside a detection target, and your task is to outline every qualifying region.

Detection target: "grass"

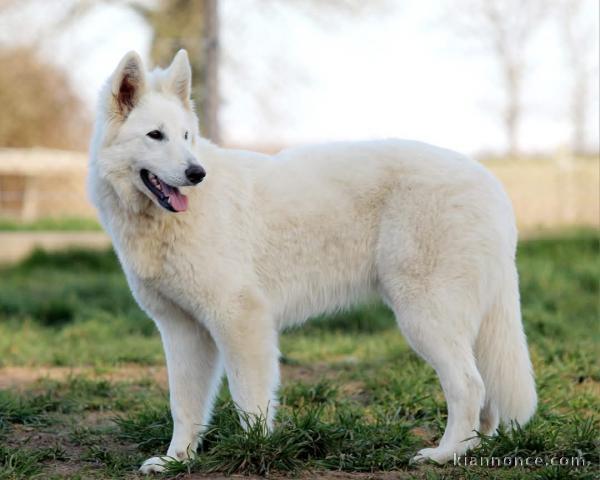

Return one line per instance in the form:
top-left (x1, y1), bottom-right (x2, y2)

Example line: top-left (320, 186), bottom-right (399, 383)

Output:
top-left (0, 217), bottom-right (101, 232)
top-left (0, 230), bottom-right (598, 478)
top-left (0, 445), bottom-right (67, 480)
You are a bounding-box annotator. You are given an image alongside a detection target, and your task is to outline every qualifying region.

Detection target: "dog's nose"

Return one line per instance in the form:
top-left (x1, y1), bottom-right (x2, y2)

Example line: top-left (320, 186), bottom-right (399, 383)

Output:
top-left (185, 165), bottom-right (206, 184)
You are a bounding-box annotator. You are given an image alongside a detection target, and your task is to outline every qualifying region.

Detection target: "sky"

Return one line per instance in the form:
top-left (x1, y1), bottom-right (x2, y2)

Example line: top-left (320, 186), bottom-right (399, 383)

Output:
top-left (1, 0), bottom-right (598, 155)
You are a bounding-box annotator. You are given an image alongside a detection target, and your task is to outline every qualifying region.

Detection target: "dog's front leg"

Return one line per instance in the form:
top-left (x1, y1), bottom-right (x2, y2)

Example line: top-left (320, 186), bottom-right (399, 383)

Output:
top-left (212, 295), bottom-right (280, 430)
top-left (138, 298), bottom-right (222, 474)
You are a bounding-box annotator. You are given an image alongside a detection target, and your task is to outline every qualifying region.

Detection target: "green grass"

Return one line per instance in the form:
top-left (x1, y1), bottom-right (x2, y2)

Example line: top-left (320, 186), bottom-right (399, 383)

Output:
top-left (0, 445), bottom-right (67, 480)
top-left (0, 217), bottom-right (101, 232)
top-left (0, 231), bottom-right (598, 478)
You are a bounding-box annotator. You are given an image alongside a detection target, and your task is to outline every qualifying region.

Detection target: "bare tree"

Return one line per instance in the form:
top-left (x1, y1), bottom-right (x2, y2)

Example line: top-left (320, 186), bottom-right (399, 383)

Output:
top-left (559, 0), bottom-right (597, 155)
top-left (0, 0), bottom-right (388, 148)
top-left (138, 0), bottom-right (220, 143)
top-left (202, 0), bottom-right (220, 144)
top-left (0, 0), bottom-right (221, 142)
top-left (443, 0), bottom-right (550, 156)
top-left (0, 47), bottom-right (89, 149)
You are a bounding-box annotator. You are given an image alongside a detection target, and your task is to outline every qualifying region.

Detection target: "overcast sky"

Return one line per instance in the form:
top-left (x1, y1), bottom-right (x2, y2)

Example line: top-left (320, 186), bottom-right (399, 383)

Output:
top-left (2, 0), bottom-right (598, 155)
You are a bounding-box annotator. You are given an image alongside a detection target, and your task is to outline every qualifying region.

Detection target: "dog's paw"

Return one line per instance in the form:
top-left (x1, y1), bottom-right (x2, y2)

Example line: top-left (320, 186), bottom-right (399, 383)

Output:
top-left (410, 447), bottom-right (453, 465)
top-left (139, 456), bottom-right (169, 474)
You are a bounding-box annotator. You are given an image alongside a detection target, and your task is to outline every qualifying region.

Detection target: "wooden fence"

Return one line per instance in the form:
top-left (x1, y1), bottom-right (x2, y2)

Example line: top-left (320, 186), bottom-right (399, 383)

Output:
top-left (0, 148), bottom-right (597, 232)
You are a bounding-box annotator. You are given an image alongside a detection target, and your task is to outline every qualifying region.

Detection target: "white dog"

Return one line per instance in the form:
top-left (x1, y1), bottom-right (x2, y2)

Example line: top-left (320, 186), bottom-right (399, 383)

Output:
top-left (88, 50), bottom-right (536, 473)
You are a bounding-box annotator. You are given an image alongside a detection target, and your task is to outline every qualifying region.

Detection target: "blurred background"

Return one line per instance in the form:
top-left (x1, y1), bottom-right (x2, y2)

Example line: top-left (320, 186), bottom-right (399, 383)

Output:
top-left (0, 0), bottom-right (598, 261)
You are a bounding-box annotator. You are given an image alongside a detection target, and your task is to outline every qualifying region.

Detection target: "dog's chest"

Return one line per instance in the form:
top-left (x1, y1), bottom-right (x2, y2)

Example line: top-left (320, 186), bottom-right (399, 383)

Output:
top-left (150, 242), bottom-right (216, 310)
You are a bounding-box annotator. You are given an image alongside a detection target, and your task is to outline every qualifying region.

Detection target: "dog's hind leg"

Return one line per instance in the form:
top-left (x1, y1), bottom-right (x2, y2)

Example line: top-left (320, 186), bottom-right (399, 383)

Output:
top-left (479, 398), bottom-right (499, 436)
top-left (137, 293), bottom-right (222, 474)
top-left (381, 285), bottom-right (485, 464)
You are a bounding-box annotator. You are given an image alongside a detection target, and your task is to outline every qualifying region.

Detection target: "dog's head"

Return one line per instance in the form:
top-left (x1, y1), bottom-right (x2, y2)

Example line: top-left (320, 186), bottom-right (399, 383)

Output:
top-left (91, 49), bottom-right (204, 214)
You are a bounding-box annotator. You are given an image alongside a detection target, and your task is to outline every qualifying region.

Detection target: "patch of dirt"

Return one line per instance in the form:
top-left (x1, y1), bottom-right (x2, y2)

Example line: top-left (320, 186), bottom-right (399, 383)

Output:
top-left (294, 472), bottom-right (434, 479)
top-left (409, 426), bottom-right (436, 447)
top-left (0, 231), bottom-right (110, 264)
top-left (339, 380), bottom-right (371, 404)
top-left (8, 421), bottom-right (89, 478)
top-left (0, 365), bottom-right (168, 390)
top-left (1, 362), bottom-right (336, 391)
top-left (180, 471), bottom-right (439, 479)
top-left (0, 355), bottom-right (364, 393)
top-left (0, 364), bottom-right (448, 479)
top-left (281, 361), bottom-right (353, 384)
top-left (8, 423), bottom-right (74, 450)
top-left (6, 410), bottom-right (141, 479)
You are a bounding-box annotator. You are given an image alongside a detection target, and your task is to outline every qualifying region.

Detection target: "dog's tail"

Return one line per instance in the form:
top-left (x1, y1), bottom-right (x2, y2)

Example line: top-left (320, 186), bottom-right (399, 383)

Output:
top-left (475, 263), bottom-right (537, 426)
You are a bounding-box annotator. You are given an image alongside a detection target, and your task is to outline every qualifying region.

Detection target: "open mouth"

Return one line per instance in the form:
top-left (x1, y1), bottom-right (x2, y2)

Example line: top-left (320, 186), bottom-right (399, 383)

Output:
top-left (140, 169), bottom-right (188, 212)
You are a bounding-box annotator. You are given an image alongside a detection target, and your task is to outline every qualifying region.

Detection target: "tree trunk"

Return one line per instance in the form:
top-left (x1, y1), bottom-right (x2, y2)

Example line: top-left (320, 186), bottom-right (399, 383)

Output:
top-left (201, 0), bottom-right (220, 144)
top-left (571, 72), bottom-right (587, 155)
top-left (504, 63), bottom-right (522, 158)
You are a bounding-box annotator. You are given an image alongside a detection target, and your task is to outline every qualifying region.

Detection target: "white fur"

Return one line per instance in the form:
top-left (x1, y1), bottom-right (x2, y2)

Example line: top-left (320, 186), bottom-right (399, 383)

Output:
top-left (89, 51), bottom-right (537, 473)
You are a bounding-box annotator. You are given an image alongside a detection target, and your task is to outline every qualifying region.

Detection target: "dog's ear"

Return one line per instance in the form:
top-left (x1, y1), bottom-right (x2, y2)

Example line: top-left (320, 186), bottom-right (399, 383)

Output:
top-left (110, 51), bottom-right (146, 120)
top-left (166, 49), bottom-right (193, 109)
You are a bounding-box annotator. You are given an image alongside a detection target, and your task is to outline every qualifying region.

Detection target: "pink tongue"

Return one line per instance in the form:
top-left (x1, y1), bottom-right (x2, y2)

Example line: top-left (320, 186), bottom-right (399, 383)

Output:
top-left (161, 182), bottom-right (188, 212)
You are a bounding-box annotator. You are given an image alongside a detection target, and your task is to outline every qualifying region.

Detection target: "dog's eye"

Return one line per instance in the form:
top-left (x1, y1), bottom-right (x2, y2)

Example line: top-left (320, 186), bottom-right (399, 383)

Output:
top-left (147, 130), bottom-right (164, 141)
top-left (184, 131), bottom-right (189, 140)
